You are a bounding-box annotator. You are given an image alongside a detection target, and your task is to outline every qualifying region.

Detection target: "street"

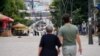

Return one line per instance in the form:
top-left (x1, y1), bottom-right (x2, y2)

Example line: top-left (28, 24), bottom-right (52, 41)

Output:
top-left (0, 35), bottom-right (100, 56)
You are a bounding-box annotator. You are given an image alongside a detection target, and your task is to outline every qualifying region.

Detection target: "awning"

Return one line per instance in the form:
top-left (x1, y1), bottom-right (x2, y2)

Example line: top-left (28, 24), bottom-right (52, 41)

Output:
top-left (0, 14), bottom-right (14, 22)
top-left (13, 23), bottom-right (28, 30)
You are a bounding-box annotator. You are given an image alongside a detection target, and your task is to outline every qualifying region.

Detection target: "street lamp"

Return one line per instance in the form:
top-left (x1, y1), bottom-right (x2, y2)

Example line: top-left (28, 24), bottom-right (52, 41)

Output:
top-left (88, 0), bottom-right (94, 45)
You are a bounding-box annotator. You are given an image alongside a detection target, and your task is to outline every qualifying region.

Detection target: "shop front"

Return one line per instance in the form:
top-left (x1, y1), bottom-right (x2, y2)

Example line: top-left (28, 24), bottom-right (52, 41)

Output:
top-left (0, 14), bottom-right (14, 37)
top-left (13, 23), bottom-right (29, 36)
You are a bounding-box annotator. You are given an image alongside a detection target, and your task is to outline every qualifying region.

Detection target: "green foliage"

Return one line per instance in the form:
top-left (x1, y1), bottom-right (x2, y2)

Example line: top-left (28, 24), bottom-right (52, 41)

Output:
top-left (14, 18), bottom-right (33, 26)
top-left (50, 0), bottom-right (88, 27)
top-left (0, 0), bottom-right (30, 26)
top-left (50, 0), bottom-right (62, 27)
top-left (0, 0), bottom-right (25, 18)
top-left (72, 8), bottom-right (84, 25)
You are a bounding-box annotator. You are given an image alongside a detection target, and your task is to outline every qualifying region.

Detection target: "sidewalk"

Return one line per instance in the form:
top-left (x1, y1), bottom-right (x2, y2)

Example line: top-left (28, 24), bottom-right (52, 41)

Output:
top-left (79, 35), bottom-right (100, 56)
top-left (0, 35), bottom-right (100, 56)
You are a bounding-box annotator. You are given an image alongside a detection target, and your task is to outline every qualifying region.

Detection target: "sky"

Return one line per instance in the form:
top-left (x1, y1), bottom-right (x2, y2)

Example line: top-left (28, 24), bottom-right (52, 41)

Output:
top-left (34, 0), bottom-right (52, 12)
top-left (41, 0), bottom-right (53, 4)
top-left (42, 0), bottom-right (52, 2)
top-left (25, 0), bottom-right (52, 12)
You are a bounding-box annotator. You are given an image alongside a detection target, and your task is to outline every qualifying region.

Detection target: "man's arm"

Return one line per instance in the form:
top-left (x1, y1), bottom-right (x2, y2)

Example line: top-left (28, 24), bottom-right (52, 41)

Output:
top-left (76, 33), bottom-right (82, 54)
top-left (58, 35), bottom-right (63, 45)
top-left (57, 35), bottom-right (63, 55)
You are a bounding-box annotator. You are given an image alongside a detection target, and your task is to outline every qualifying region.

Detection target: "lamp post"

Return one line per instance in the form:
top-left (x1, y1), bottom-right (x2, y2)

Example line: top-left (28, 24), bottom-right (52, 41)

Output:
top-left (88, 17), bottom-right (93, 44)
top-left (88, 0), bottom-right (93, 44)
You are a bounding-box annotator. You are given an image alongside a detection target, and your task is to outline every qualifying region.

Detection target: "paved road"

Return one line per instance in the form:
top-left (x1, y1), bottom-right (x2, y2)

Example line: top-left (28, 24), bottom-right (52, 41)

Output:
top-left (0, 35), bottom-right (100, 56)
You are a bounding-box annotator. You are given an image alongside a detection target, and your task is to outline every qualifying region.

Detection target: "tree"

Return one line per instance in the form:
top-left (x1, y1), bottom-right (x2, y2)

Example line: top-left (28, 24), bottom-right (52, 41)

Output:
top-left (50, 0), bottom-right (62, 27)
top-left (72, 8), bottom-right (84, 25)
top-left (0, 0), bottom-right (29, 25)
top-left (0, 0), bottom-right (24, 18)
top-left (50, 0), bottom-right (88, 27)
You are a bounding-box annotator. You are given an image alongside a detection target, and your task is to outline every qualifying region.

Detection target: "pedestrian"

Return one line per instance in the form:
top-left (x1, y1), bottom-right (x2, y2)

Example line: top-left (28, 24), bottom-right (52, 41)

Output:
top-left (58, 13), bottom-right (82, 56)
top-left (82, 21), bottom-right (87, 35)
top-left (38, 25), bottom-right (61, 56)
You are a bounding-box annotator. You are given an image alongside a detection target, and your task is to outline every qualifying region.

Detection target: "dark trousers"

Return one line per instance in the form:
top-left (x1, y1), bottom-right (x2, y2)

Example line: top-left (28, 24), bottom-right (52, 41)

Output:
top-left (98, 34), bottom-right (100, 45)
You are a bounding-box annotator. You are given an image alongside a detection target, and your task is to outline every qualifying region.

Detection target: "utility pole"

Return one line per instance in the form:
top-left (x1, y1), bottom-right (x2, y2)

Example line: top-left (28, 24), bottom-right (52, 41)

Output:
top-left (31, 0), bottom-right (34, 19)
top-left (88, 0), bottom-right (93, 44)
top-left (31, 0), bottom-right (34, 9)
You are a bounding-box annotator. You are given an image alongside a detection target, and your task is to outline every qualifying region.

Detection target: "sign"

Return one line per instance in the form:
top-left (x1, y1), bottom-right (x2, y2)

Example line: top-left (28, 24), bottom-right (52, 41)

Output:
top-left (96, 4), bottom-right (100, 10)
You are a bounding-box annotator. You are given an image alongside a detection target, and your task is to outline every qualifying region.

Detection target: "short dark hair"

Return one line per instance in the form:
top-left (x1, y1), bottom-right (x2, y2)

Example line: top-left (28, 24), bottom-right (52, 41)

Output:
top-left (62, 13), bottom-right (71, 23)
